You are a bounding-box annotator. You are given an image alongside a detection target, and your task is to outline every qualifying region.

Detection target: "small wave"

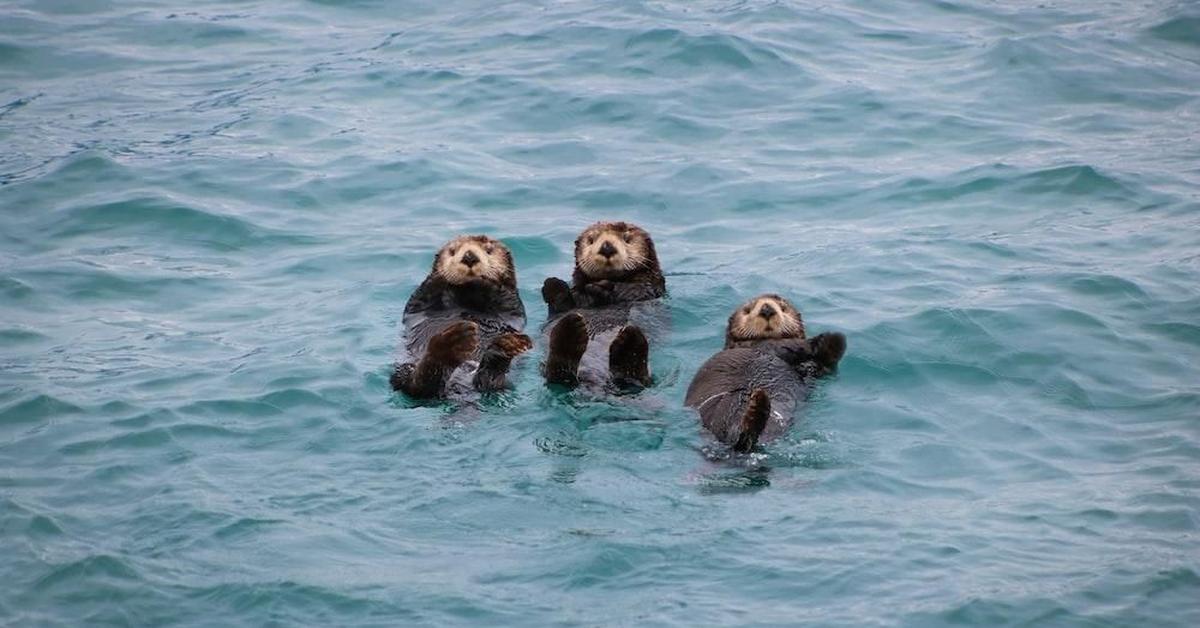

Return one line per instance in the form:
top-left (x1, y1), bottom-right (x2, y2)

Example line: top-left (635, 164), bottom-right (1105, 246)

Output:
top-left (212, 516), bottom-right (285, 540)
top-left (970, 34), bottom-right (1190, 109)
top-left (881, 163), bottom-right (1133, 206)
top-left (1143, 322), bottom-right (1200, 348)
top-left (1066, 272), bottom-right (1150, 301)
top-left (0, 498), bottom-right (66, 537)
top-left (59, 427), bottom-right (175, 455)
top-left (1147, 16), bottom-right (1200, 47)
top-left (34, 554), bottom-right (140, 591)
top-left (190, 580), bottom-right (418, 622)
top-left (0, 277), bottom-right (34, 299)
top-left (0, 394), bottom-right (83, 425)
top-left (497, 141), bottom-right (597, 167)
top-left (623, 28), bottom-right (795, 76)
top-left (0, 93), bottom-right (40, 120)
top-left (0, 326), bottom-right (49, 345)
top-left (48, 196), bottom-right (312, 252)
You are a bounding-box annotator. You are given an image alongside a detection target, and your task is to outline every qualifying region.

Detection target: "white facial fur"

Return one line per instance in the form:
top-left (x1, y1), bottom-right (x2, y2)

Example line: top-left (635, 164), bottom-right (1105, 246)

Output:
top-left (729, 295), bottom-right (805, 340)
top-left (436, 236), bottom-right (508, 284)
top-left (576, 224), bottom-right (647, 278)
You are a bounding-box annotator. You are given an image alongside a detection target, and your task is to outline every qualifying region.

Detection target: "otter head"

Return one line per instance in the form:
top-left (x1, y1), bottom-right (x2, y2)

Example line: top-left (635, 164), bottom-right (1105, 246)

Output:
top-left (725, 294), bottom-right (805, 344)
top-left (432, 235), bottom-right (516, 288)
top-left (574, 221), bottom-right (659, 280)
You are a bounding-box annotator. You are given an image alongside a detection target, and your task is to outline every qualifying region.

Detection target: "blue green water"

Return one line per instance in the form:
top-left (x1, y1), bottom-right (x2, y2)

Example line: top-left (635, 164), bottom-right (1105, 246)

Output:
top-left (3, 1), bottom-right (1200, 625)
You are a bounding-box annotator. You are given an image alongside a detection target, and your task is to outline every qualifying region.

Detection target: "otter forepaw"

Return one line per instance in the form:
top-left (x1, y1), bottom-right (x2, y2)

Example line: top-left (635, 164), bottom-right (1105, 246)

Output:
top-left (811, 332), bottom-right (847, 371)
top-left (542, 277), bottom-right (574, 314)
top-left (584, 279), bottom-right (613, 297)
top-left (493, 333), bottom-right (534, 359)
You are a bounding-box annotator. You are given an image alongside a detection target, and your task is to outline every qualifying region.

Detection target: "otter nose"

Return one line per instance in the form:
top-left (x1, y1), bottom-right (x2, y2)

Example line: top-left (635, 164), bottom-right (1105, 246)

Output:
top-left (759, 303), bottom-right (777, 320)
top-left (460, 250), bottom-right (480, 268)
top-left (598, 241), bottom-right (618, 259)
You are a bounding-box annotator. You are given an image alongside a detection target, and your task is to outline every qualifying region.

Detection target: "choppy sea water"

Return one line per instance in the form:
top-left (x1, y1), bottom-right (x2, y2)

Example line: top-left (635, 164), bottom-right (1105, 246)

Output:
top-left (3, 0), bottom-right (1199, 625)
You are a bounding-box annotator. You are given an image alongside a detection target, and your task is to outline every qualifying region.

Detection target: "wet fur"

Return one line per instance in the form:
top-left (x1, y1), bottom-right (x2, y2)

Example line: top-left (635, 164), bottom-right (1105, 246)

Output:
top-left (541, 222), bottom-right (667, 390)
top-left (391, 236), bottom-right (531, 399)
top-left (687, 295), bottom-right (845, 452)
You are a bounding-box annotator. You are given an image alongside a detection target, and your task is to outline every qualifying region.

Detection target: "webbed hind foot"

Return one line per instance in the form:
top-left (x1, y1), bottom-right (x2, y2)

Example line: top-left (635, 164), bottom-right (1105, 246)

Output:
top-left (399, 321), bottom-right (478, 398)
top-left (609, 325), bottom-right (651, 390)
top-left (473, 332), bottom-right (533, 392)
top-left (732, 388), bottom-right (771, 453)
top-left (544, 313), bottom-right (588, 387)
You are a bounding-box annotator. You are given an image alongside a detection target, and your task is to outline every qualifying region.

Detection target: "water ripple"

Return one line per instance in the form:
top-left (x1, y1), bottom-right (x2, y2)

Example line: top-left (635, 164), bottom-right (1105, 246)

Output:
top-left (2, 0), bottom-right (1199, 626)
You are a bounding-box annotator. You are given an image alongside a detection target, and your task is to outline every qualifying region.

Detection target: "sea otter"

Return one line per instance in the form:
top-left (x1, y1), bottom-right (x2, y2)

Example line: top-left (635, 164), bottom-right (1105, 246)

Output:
top-left (390, 235), bottom-right (532, 399)
top-left (685, 294), bottom-right (846, 452)
top-left (540, 221), bottom-right (668, 391)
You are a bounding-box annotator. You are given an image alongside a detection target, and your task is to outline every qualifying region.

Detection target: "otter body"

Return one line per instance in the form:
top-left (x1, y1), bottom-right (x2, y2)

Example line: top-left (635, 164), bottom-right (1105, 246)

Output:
top-left (541, 222), bottom-right (667, 391)
top-left (686, 295), bottom-right (845, 452)
top-left (391, 236), bottom-right (532, 399)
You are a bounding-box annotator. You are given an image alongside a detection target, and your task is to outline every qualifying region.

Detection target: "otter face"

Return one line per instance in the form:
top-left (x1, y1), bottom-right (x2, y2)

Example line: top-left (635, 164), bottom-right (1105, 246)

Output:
top-left (727, 294), bottom-right (805, 341)
top-left (434, 235), bottom-right (512, 285)
top-left (574, 221), bottom-right (653, 279)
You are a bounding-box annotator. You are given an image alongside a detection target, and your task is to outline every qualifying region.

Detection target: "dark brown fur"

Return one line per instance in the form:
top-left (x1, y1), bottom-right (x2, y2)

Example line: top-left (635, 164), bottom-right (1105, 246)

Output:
top-left (391, 236), bottom-right (529, 399)
top-left (687, 295), bottom-right (845, 451)
top-left (541, 222), bottom-right (667, 390)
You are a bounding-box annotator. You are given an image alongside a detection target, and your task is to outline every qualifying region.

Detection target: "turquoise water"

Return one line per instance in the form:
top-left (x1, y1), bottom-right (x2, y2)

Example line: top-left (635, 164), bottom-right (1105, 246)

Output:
top-left (3, 0), bottom-right (1200, 625)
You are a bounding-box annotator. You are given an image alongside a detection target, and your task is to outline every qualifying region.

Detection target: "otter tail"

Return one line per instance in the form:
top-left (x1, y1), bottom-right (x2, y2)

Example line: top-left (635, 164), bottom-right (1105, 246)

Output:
top-left (732, 388), bottom-right (771, 453)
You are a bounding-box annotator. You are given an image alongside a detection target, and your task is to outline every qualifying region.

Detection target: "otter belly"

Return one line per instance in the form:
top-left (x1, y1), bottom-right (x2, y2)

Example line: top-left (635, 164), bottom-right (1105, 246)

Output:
top-left (686, 349), bottom-right (803, 445)
top-left (542, 299), bottom-right (669, 389)
top-left (402, 308), bottom-right (518, 363)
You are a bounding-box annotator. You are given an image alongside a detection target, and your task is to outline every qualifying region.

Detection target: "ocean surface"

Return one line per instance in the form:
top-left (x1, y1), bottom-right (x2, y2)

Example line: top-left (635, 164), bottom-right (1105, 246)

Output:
top-left (2, 1), bottom-right (1199, 626)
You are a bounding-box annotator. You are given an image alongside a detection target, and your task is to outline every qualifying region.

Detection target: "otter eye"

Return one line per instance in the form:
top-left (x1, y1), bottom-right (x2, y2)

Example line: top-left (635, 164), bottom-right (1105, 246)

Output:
top-left (448, 248), bottom-right (458, 256)
top-left (743, 307), bottom-right (751, 314)
top-left (622, 234), bottom-right (632, 243)
top-left (485, 246), bottom-right (494, 254)
top-left (587, 236), bottom-right (595, 245)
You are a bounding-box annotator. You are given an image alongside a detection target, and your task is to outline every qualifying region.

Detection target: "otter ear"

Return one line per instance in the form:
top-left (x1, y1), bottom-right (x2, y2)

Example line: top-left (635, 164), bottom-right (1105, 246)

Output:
top-left (430, 247), bottom-right (444, 274)
top-left (500, 246), bottom-right (518, 287)
top-left (725, 309), bottom-right (740, 334)
top-left (640, 231), bottom-right (660, 262)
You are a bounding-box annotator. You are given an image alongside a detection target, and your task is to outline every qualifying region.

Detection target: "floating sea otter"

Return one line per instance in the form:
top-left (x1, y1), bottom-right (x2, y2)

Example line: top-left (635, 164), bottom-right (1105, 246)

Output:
top-left (391, 235), bottom-right (532, 399)
top-left (540, 221), bottom-right (668, 391)
top-left (686, 294), bottom-right (846, 452)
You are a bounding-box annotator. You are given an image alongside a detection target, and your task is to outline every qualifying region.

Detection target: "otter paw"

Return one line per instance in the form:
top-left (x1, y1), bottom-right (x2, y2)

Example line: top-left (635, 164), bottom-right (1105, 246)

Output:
top-left (733, 388), bottom-right (771, 453)
top-left (584, 280), bottom-right (613, 296)
top-left (545, 313), bottom-right (588, 386)
top-left (550, 313), bottom-right (589, 361)
top-left (542, 277), bottom-right (575, 314)
top-left (428, 321), bottom-right (479, 366)
top-left (390, 362), bottom-right (416, 391)
top-left (493, 333), bottom-right (534, 359)
top-left (610, 325), bottom-right (651, 389)
top-left (812, 332), bottom-right (847, 368)
top-left (542, 277), bottom-right (571, 303)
